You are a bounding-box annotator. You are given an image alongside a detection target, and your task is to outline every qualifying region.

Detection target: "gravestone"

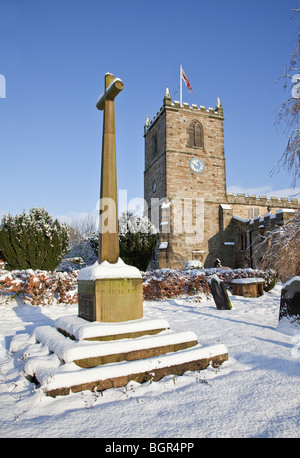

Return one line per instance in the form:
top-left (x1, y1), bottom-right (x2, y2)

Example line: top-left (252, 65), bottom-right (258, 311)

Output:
top-left (209, 274), bottom-right (232, 310)
top-left (279, 276), bottom-right (300, 320)
top-left (78, 73), bottom-right (143, 322)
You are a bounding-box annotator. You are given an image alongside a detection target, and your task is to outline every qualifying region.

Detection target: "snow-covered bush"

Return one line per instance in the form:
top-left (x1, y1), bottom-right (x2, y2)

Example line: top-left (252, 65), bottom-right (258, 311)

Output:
top-left (0, 265), bottom-right (276, 305)
top-left (0, 269), bottom-right (78, 305)
top-left (142, 269), bottom-right (210, 300)
top-left (142, 268), bottom-right (276, 300)
top-left (0, 208), bottom-right (69, 271)
top-left (56, 240), bottom-right (97, 272)
top-left (184, 260), bottom-right (203, 270)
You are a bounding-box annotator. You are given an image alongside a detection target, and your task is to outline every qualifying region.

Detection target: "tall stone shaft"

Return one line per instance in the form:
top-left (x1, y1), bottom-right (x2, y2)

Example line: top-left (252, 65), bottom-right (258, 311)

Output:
top-left (97, 73), bottom-right (124, 264)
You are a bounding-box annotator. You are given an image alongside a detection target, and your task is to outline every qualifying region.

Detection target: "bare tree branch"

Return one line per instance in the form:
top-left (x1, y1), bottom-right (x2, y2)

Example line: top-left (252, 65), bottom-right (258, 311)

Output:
top-left (273, 5), bottom-right (300, 186)
top-left (67, 214), bottom-right (97, 245)
top-left (256, 211), bottom-right (300, 282)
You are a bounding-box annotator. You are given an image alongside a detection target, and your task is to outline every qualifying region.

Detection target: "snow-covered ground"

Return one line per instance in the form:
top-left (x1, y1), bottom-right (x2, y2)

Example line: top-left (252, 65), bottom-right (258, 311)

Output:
top-left (0, 284), bottom-right (299, 438)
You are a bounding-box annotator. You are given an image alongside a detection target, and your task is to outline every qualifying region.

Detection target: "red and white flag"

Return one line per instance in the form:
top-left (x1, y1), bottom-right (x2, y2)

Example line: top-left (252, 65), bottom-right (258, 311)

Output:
top-left (181, 67), bottom-right (193, 92)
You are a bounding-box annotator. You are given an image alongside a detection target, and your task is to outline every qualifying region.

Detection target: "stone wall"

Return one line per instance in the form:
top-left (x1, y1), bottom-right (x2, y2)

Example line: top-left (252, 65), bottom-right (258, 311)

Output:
top-left (157, 200), bottom-right (224, 270)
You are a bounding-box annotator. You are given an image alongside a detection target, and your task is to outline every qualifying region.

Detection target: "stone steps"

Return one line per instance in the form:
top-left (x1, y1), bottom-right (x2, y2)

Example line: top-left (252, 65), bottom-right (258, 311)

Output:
top-left (55, 315), bottom-right (170, 341)
top-left (34, 325), bottom-right (198, 368)
top-left (25, 343), bottom-right (228, 397)
top-left (11, 314), bottom-right (228, 397)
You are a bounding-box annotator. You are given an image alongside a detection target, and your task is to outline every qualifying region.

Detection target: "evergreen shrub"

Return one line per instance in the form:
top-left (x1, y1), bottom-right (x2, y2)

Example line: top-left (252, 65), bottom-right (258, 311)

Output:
top-left (0, 207), bottom-right (69, 271)
top-left (89, 212), bottom-right (159, 271)
top-left (118, 212), bottom-right (158, 271)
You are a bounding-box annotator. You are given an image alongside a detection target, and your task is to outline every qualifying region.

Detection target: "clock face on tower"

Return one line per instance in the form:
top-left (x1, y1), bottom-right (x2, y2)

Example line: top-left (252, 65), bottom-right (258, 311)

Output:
top-left (189, 157), bottom-right (205, 174)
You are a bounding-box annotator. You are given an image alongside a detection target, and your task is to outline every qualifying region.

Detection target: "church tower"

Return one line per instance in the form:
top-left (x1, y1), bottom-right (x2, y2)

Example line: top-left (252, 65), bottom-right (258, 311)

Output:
top-left (144, 89), bottom-right (229, 269)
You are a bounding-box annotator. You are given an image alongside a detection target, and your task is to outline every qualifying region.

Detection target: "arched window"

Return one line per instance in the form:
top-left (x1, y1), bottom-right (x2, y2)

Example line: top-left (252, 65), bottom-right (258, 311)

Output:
top-left (152, 131), bottom-right (158, 157)
top-left (188, 121), bottom-right (204, 148)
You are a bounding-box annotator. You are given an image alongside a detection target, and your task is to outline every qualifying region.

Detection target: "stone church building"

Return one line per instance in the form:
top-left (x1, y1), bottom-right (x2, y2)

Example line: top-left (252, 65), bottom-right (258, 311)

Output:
top-left (144, 89), bottom-right (300, 270)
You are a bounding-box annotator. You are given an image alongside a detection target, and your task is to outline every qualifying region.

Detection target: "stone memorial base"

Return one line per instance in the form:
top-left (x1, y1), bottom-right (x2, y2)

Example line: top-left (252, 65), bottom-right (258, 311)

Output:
top-left (10, 314), bottom-right (228, 397)
top-left (78, 259), bottom-right (143, 322)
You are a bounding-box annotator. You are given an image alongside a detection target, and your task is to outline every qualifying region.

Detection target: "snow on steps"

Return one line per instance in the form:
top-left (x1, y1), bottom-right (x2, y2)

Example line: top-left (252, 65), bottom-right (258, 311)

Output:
top-left (25, 343), bottom-right (228, 397)
top-left (10, 315), bottom-right (228, 397)
top-left (55, 315), bottom-right (170, 341)
top-left (33, 325), bottom-right (198, 367)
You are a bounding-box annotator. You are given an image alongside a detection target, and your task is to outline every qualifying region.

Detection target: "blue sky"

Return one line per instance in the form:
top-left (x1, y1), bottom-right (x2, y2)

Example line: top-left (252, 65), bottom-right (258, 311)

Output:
top-left (0, 0), bottom-right (299, 223)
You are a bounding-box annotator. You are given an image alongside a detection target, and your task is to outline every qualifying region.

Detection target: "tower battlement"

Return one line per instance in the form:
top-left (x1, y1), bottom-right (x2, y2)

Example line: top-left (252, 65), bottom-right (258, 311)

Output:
top-left (226, 192), bottom-right (299, 208)
top-left (144, 92), bottom-right (224, 135)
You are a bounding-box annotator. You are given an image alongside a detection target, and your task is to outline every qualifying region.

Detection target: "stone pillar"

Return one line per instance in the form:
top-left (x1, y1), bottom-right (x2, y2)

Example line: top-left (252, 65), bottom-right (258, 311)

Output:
top-left (98, 73), bottom-right (120, 264)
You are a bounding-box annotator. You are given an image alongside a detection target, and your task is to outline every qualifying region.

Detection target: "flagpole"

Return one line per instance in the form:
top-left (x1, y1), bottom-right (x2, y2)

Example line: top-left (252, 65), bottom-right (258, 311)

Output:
top-left (180, 64), bottom-right (182, 107)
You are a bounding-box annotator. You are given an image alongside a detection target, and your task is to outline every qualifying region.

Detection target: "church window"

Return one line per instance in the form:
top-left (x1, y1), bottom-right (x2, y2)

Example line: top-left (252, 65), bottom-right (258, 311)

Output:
top-left (188, 121), bottom-right (204, 148)
top-left (240, 233), bottom-right (247, 251)
top-left (152, 131), bottom-right (158, 157)
top-left (248, 208), bottom-right (259, 218)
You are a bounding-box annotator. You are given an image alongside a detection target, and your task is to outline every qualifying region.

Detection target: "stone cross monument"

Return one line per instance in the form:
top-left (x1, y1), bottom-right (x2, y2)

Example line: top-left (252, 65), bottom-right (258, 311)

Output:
top-left (77, 73), bottom-right (143, 323)
top-left (97, 73), bottom-right (123, 264)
